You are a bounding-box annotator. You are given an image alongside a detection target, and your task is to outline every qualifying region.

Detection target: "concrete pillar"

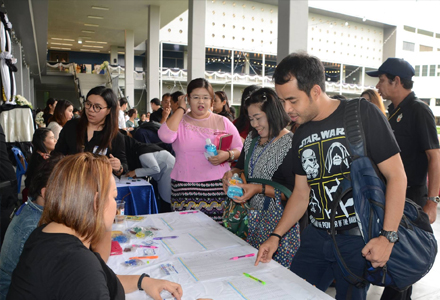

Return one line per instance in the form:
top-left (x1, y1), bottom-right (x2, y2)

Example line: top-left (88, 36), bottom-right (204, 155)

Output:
top-left (29, 77), bottom-right (35, 106)
top-left (125, 29), bottom-right (135, 107)
top-left (187, 0), bottom-right (206, 81)
top-left (383, 26), bottom-right (397, 61)
top-left (146, 5), bottom-right (160, 112)
top-left (22, 66), bottom-right (30, 101)
top-left (110, 45), bottom-right (119, 65)
top-left (12, 41), bottom-right (23, 96)
top-left (277, 0), bottom-right (308, 64)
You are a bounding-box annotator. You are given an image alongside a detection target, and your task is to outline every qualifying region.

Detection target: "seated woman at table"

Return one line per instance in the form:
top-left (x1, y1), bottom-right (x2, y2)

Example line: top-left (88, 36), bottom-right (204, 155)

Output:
top-left (24, 128), bottom-right (57, 190)
top-left (55, 86), bottom-right (127, 176)
top-left (158, 78), bottom-right (243, 223)
top-left (0, 155), bottom-right (63, 298)
top-left (222, 88), bottom-right (300, 267)
top-left (47, 99), bottom-right (74, 140)
top-left (126, 108), bottom-right (139, 129)
top-left (124, 135), bottom-right (175, 212)
top-left (7, 153), bottom-right (183, 300)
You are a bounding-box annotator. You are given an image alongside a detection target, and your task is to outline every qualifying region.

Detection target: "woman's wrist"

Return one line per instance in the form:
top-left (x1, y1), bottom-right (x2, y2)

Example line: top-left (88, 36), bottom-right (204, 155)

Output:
top-left (177, 106), bottom-right (186, 113)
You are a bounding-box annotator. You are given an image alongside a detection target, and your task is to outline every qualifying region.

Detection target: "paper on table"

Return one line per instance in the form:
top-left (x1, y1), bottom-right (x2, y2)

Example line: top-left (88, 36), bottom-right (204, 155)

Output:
top-left (176, 246), bottom-right (264, 282)
top-left (116, 177), bottom-right (152, 187)
top-left (153, 211), bottom-right (217, 232)
top-left (160, 227), bottom-right (245, 255)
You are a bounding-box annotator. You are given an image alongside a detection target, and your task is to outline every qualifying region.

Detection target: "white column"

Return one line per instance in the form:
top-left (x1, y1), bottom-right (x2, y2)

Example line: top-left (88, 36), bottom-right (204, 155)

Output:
top-left (110, 45), bottom-right (119, 65)
top-left (12, 41), bottom-right (23, 96)
top-left (277, 0), bottom-right (308, 64)
top-left (147, 5), bottom-right (160, 112)
top-left (187, 0), bottom-right (206, 81)
top-left (22, 66), bottom-right (30, 101)
top-left (29, 77), bottom-right (35, 106)
top-left (125, 29), bottom-right (135, 107)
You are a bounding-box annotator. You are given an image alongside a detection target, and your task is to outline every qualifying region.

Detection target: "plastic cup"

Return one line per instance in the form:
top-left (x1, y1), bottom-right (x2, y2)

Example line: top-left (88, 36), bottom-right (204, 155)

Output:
top-left (115, 200), bottom-right (126, 225)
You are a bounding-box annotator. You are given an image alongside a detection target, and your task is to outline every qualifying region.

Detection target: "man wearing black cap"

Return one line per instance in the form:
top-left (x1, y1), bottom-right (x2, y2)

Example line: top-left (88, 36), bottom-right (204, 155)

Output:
top-left (368, 58), bottom-right (440, 300)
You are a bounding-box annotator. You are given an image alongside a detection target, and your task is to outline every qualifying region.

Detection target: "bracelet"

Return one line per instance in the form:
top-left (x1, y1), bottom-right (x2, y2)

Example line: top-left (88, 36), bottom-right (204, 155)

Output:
top-left (137, 273), bottom-right (150, 290)
top-left (261, 183), bottom-right (266, 195)
top-left (269, 233), bottom-right (282, 240)
top-left (177, 106), bottom-right (186, 113)
top-left (117, 165), bottom-right (123, 173)
top-left (228, 150), bottom-right (235, 161)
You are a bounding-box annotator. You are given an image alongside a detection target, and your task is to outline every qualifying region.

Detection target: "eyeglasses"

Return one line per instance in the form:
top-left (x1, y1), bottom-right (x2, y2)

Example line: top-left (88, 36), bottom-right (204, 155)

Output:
top-left (190, 95), bottom-right (211, 101)
top-left (85, 101), bottom-right (108, 113)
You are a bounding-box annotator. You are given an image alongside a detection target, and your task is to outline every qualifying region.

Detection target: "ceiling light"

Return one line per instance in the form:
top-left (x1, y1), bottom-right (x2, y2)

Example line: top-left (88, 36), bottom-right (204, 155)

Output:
top-left (50, 47), bottom-right (71, 50)
top-left (88, 15), bottom-right (103, 19)
top-left (84, 23), bottom-right (99, 27)
top-left (82, 45), bottom-right (103, 48)
top-left (92, 6), bottom-right (109, 10)
top-left (85, 40), bottom-right (107, 44)
top-left (80, 49), bottom-right (100, 52)
top-left (63, 38), bottom-right (75, 42)
top-left (82, 30), bottom-right (95, 34)
top-left (78, 40), bottom-right (82, 44)
top-left (51, 38), bottom-right (63, 40)
top-left (52, 42), bottom-right (73, 46)
top-left (345, 22), bottom-right (349, 26)
top-left (117, 51), bottom-right (125, 54)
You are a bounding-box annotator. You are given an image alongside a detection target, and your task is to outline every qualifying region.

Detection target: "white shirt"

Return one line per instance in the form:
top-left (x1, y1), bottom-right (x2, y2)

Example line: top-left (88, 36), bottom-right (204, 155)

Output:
top-left (118, 110), bottom-right (126, 129)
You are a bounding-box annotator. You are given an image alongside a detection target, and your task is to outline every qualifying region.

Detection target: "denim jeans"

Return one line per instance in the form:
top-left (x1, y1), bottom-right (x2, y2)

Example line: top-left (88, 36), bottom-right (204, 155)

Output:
top-left (0, 200), bottom-right (43, 299)
top-left (290, 225), bottom-right (369, 300)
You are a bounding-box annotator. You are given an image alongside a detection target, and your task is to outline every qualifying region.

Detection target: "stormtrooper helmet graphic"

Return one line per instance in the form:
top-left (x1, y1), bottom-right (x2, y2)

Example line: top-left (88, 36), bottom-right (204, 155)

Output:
top-left (302, 148), bottom-right (319, 179)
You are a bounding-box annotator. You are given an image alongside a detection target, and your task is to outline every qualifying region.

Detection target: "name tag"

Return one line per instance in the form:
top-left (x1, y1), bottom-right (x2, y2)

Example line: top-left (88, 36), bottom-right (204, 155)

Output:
top-left (93, 146), bottom-right (108, 156)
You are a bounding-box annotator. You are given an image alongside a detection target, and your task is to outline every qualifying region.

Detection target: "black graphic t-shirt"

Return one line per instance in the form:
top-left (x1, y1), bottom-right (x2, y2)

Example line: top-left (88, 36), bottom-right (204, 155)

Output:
top-left (292, 99), bottom-right (400, 230)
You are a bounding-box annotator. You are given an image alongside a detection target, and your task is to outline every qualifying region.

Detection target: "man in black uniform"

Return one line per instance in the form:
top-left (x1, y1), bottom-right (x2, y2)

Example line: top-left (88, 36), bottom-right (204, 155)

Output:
top-left (255, 53), bottom-right (407, 300)
top-left (150, 93), bottom-right (171, 124)
top-left (368, 57), bottom-right (440, 300)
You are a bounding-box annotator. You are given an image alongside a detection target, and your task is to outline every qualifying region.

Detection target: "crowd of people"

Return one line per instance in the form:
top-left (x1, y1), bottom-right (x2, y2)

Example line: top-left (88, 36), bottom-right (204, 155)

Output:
top-left (0, 52), bottom-right (438, 300)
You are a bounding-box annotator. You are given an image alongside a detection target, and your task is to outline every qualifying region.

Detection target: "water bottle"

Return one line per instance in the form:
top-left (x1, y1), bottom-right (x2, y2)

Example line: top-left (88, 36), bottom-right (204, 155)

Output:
top-left (204, 138), bottom-right (218, 158)
top-left (227, 173), bottom-right (244, 198)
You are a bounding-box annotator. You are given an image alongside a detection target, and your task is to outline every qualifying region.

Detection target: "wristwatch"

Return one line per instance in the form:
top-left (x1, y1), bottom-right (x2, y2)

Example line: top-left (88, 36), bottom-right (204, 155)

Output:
top-left (379, 230), bottom-right (399, 243)
top-left (427, 196), bottom-right (440, 204)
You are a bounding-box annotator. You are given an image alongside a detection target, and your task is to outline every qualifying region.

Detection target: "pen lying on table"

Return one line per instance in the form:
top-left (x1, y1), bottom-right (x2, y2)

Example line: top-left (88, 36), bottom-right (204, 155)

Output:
top-left (129, 255), bottom-right (159, 260)
top-left (243, 273), bottom-right (266, 285)
top-left (153, 236), bottom-right (178, 240)
top-left (230, 253), bottom-right (255, 260)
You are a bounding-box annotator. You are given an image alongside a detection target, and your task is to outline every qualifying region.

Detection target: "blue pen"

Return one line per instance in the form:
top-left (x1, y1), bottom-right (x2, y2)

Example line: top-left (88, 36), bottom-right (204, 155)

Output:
top-left (153, 236), bottom-right (178, 240)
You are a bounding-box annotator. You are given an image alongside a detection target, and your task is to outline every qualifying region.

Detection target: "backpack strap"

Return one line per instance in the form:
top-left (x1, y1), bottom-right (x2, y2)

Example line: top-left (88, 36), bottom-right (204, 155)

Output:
top-left (329, 98), bottom-right (369, 290)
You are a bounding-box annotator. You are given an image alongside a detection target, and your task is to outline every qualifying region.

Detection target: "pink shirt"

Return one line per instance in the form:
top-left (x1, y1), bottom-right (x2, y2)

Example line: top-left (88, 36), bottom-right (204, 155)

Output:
top-left (158, 113), bottom-right (243, 182)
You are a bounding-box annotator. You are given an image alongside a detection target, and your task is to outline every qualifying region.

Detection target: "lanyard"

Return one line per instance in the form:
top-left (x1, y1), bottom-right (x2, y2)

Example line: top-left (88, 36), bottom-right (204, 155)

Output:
top-left (249, 137), bottom-right (275, 177)
top-left (387, 107), bottom-right (401, 121)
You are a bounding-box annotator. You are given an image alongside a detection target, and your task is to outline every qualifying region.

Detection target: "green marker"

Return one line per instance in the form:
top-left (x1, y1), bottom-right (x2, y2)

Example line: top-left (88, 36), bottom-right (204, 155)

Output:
top-left (243, 273), bottom-right (266, 285)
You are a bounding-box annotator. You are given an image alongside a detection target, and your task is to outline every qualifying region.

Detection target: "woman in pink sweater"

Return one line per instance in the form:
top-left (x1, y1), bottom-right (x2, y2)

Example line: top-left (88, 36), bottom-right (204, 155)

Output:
top-left (158, 78), bottom-right (243, 223)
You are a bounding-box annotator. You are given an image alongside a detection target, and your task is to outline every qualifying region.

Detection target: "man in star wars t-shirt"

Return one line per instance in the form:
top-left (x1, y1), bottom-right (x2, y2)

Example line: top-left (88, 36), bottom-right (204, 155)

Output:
top-left (255, 53), bottom-right (407, 300)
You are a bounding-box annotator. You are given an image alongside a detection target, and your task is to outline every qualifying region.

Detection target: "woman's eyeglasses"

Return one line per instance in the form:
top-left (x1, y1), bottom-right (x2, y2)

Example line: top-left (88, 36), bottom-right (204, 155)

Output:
top-left (190, 96), bottom-right (211, 101)
top-left (85, 101), bottom-right (108, 113)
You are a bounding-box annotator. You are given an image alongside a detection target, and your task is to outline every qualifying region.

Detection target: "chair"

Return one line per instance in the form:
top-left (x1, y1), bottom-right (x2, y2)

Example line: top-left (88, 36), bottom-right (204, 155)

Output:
top-left (11, 146), bottom-right (28, 193)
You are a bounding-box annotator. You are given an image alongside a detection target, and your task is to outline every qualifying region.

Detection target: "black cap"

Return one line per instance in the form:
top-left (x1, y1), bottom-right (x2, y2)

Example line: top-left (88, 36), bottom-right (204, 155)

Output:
top-left (366, 58), bottom-right (415, 80)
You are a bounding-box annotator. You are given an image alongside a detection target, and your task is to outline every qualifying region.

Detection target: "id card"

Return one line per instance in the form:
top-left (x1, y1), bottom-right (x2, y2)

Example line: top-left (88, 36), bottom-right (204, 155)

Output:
top-left (93, 146), bottom-right (108, 156)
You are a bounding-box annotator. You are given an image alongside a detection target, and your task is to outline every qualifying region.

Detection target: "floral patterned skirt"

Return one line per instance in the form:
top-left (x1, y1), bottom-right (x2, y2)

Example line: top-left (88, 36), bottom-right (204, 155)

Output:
top-left (171, 179), bottom-right (227, 224)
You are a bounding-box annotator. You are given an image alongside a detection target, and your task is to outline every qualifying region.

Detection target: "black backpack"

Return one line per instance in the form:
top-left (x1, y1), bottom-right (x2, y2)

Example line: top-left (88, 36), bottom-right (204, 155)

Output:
top-left (330, 98), bottom-right (437, 291)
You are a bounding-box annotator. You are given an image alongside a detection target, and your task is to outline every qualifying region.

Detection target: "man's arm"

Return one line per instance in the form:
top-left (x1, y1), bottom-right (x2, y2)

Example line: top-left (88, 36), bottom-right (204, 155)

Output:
top-left (424, 148), bottom-right (440, 223)
top-left (362, 153), bottom-right (407, 268)
top-left (255, 174), bottom-right (310, 265)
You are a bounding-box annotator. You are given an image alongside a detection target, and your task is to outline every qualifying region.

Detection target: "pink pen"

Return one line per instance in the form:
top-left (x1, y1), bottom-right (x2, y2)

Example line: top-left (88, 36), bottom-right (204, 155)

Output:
top-left (230, 253), bottom-right (255, 260)
top-left (179, 211), bottom-right (198, 214)
top-left (132, 244), bottom-right (158, 249)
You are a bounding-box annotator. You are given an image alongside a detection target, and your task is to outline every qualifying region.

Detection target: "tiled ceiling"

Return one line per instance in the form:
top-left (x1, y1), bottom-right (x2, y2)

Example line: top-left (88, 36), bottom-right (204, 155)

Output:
top-left (47, 0), bottom-right (188, 54)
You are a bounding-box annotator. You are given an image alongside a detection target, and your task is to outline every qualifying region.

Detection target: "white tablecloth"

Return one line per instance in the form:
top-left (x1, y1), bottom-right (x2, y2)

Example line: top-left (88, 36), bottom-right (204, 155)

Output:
top-left (0, 107), bottom-right (34, 142)
top-left (107, 211), bottom-right (333, 300)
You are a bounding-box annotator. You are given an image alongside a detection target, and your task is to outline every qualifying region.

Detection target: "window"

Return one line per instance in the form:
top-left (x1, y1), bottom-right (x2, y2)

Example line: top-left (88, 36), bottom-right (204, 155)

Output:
top-left (430, 65), bottom-right (436, 77)
top-left (404, 25), bottom-right (416, 33)
top-left (415, 65), bottom-right (420, 76)
top-left (420, 45), bottom-right (433, 52)
top-left (417, 29), bottom-right (434, 37)
top-left (436, 99), bottom-right (440, 106)
top-left (403, 41), bottom-right (415, 51)
top-left (422, 65), bottom-right (428, 77)
top-left (436, 33), bottom-right (440, 39)
top-left (438, 65), bottom-right (440, 77)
